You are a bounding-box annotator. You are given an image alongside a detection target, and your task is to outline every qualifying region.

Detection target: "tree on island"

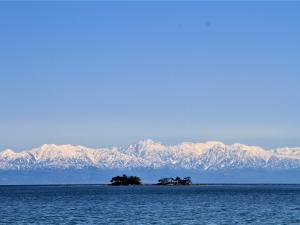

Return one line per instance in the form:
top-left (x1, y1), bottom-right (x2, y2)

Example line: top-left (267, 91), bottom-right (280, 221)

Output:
top-left (158, 177), bottom-right (175, 185)
top-left (110, 174), bottom-right (142, 185)
top-left (157, 176), bottom-right (192, 185)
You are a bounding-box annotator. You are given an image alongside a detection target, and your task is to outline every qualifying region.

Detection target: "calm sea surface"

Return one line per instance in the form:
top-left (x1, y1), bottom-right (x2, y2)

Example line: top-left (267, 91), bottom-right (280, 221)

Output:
top-left (0, 185), bottom-right (299, 224)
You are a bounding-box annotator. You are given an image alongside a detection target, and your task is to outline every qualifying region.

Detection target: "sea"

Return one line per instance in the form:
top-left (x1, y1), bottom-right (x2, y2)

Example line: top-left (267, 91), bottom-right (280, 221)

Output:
top-left (0, 185), bottom-right (299, 224)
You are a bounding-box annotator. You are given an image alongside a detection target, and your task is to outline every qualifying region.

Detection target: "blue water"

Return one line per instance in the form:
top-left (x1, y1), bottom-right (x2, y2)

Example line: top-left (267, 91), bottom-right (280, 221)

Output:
top-left (0, 185), bottom-right (299, 224)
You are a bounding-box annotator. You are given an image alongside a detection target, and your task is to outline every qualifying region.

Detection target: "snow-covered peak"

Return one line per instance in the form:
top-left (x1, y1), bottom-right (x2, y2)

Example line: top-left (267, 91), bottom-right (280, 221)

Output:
top-left (272, 147), bottom-right (300, 160)
top-left (229, 143), bottom-right (272, 159)
top-left (29, 144), bottom-right (95, 163)
top-left (136, 139), bottom-right (164, 149)
top-left (0, 149), bottom-right (16, 158)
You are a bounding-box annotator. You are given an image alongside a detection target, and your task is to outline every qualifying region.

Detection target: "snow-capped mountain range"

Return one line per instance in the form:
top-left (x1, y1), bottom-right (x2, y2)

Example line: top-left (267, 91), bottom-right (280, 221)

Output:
top-left (1, 140), bottom-right (300, 171)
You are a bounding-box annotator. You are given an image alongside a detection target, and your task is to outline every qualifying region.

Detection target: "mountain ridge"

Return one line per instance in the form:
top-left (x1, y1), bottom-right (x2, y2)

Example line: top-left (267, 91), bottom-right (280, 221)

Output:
top-left (1, 140), bottom-right (300, 171)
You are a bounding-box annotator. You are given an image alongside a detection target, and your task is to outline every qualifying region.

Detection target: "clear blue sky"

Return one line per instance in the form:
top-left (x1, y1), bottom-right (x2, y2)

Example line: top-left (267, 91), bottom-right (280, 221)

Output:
top-left (0, 2), bottom-right (300, 151)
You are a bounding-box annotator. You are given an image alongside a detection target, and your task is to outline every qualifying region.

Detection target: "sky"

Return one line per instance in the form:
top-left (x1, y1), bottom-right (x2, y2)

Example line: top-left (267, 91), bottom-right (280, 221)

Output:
top-left (0, 2), bottom-right (300, 151)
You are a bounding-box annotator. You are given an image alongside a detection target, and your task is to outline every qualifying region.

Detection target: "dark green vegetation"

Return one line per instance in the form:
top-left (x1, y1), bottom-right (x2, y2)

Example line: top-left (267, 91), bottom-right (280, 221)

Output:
top-left (157, 176), bottom-right (192, 185)
top-left (110, 174), bottom-right (142, 185)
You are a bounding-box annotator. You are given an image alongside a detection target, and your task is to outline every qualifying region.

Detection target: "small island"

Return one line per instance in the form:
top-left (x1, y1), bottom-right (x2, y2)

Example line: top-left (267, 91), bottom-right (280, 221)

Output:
top-left (109, 175), bottom-right (192, 186)
top-left (157, 176), bottom-right (192, 185)
top-left (110, 174), bottom-right (142, 185)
